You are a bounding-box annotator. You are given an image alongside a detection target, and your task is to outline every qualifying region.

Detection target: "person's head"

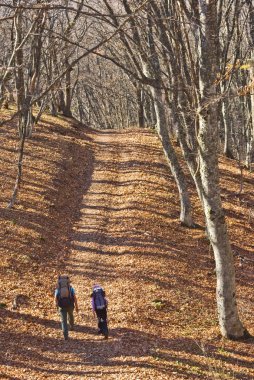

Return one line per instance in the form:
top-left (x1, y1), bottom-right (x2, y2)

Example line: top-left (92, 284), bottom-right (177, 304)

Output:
top-left (91, 284), bottom-right (102, 297)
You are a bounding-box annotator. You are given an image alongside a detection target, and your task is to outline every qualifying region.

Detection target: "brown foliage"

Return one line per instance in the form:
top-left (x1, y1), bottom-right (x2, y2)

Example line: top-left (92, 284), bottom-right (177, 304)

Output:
top-left (0, 109), bottom-right (254, 379)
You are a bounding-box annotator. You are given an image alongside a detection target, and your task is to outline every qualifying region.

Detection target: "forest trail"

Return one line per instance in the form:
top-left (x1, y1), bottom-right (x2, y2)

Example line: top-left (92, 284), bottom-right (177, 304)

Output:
top-left (1, 121), bottom-right (254, 380)
top-left (59, 128), bottom-right (198, 380)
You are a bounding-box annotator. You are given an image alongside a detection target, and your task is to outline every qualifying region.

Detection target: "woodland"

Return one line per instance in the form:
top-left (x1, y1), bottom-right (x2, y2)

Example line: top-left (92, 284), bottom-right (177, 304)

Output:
top-left (0, 1), bottom-right (254, 379)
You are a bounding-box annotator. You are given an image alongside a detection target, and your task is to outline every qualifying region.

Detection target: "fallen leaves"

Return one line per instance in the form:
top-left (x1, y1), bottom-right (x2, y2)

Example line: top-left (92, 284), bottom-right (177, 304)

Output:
top-left (0, 112), bottom-right (253, 379)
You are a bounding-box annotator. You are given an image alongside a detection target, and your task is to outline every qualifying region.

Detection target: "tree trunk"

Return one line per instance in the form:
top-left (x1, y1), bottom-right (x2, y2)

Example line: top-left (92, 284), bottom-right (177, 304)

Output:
top-left (151, 85), bottom-right (194, 227)
top-left (222, 97), bottom-right (234, 159)
top-left (8, 125), bottom-right (26, 208)
top-left (197, 0), bottom-right (247, 339)
top-left (64, 62), bottom-right (72, 117)
top-left (143, 9), bottom-right (194, 227)
top-left (136, 84), bottom-right (145, 128)
top-left (245, 59), bottom-right (254, 168)
top-left (198, 111), bottom-right (247, 338)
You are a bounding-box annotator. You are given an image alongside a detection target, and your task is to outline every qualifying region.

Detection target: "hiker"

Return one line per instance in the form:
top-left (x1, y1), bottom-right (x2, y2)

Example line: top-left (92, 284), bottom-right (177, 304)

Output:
top-left (55, 275), bottom-right (79, 340)
top-left (91, 284), bottom-right (109, 339)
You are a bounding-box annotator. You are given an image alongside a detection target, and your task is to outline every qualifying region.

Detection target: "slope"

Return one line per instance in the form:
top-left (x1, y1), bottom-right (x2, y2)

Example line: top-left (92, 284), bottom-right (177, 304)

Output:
top-left (0, 110), bottom-right (254, 380)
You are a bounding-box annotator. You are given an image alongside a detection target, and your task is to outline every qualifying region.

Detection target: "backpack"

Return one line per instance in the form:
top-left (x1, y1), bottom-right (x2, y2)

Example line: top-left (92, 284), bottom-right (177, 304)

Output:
top-left (57, 275), bottom-right (74, 308)
top-left (93, 287), bottom-right (106, 310)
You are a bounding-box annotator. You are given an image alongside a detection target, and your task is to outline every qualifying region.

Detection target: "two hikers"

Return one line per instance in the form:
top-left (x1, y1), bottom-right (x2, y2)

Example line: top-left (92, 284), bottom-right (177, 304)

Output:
top-left (55, 276), bottom-right (108, 340)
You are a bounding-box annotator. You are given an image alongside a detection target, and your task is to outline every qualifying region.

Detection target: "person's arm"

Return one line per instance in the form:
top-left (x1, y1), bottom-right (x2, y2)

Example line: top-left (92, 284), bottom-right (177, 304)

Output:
top-left (54, 289), bottom-right (58, 308)
top-left (91, 296), bottom-right (96, 316)
top-left (74, 294), bottom-right (79, 313)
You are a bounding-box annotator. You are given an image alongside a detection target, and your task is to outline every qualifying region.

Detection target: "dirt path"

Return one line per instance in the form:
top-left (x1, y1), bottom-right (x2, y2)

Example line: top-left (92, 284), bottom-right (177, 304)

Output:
top-left (1, 126), bottom-right (254, 380)
top-left (63, 129), bottom-right (187, 379)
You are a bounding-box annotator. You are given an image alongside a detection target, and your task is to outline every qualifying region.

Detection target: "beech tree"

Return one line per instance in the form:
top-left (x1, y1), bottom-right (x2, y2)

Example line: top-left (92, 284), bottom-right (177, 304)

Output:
top-left (194, 0), bottom-right (247, 339)
top-left (148, 0), bottom-right (249, 339)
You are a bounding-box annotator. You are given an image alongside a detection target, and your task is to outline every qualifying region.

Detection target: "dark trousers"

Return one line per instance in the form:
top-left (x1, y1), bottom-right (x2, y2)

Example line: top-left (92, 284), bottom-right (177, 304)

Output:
top-left (59, 306), bottom-right (74, 339)
top-left (95, 308), bottom-right (108, 333)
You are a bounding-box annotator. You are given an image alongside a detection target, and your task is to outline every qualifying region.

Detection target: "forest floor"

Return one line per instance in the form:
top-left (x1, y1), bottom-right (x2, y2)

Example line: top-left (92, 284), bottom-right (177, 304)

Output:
top-left (0, 108), bottom-right (254, 380)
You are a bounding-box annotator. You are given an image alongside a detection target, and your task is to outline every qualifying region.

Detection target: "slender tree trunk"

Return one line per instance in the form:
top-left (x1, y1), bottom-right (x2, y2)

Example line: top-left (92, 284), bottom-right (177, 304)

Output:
top-left (222, 96), bottom-right (234, 158)
top-left (15, 7), bottom-right (25, 135)
top-left (64, 60), bottom-right (72, 117)
top-left (143, 10), bottom-right (194, 227)
top-left (8, 126), bottom-right (26, 208)
top-left (198, 110), bottom-right (247, 338)
top-left (197, 0), bottom-right (247, 339)
top-left (8, 7), bottom-right (27, 207)
top-left (245, 59), bottom-right (254, 168)
top-left (136, 84), bottom-right (145, 128)
top-left (246, 0), bottom-right (254, 167)
top-left (151, 85), bottom-right (194, 227)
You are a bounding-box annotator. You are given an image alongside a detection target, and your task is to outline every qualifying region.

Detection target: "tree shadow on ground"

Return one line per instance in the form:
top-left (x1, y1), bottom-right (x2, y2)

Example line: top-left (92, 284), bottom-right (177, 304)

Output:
top-left (1, 126), bottom-right (253, 379)
top-left (1, 310), bottom-right (253, 379)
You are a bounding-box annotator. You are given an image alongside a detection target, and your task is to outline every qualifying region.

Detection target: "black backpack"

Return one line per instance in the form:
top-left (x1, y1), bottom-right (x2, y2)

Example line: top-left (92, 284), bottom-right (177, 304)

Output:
top-left (57, 275), bottom-right (74, 308)
top-left (93, 287), bottom-right (106, 310)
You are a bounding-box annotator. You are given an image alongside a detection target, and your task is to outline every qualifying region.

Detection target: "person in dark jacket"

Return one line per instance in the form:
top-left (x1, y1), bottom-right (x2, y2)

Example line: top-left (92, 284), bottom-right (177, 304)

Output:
top-left (55, 275), bottom-right (79, 340)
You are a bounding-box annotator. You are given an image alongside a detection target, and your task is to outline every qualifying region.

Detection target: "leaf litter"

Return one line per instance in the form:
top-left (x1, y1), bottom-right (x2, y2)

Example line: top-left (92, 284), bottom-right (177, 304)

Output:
top-left (0, 108), bottom-right (254, 379)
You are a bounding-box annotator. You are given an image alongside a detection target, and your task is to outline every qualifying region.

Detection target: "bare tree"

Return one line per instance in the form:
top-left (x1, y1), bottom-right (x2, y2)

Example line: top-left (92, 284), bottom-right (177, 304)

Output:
top-left (150, 0), bottom-right (249, 339)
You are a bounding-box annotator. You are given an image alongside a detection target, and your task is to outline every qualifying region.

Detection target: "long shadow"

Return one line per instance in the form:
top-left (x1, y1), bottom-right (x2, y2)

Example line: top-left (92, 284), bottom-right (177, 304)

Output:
top-left (1, 123), bottom-right (95, 269)
top-left (0, 375), bottom-right (21, 380)
top-left (1, 316), bottom-right (253, 379)
top-left (66, 252), bottom-right (214, 302)
top-left (2, 124), bottom-right (254, 379)
top-left (0, 308), bottom-right (93, 334)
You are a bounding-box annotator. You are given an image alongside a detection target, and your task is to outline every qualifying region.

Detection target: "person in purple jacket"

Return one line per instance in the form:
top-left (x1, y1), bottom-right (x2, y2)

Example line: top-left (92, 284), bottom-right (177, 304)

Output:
top-left (91, 284), bottom-right (109, 339)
